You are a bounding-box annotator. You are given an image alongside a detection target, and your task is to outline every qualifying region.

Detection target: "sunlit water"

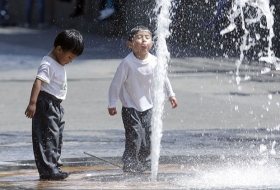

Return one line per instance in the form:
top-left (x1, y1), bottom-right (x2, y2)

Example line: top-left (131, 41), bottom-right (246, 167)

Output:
top-left (220, 0), bottom-right (279, 84)
top-left (175, 162), bottom-right (280, 189)
top-left (151, 0), bottom-right (172, 182)
top-left (149, 0), bottom-right (280, 187)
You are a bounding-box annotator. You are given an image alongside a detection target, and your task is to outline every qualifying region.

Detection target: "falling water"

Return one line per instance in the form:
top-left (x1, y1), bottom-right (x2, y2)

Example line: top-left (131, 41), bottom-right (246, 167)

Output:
top-left (220, 0), bottom-right (277, 84)
top-left (151, 0), bottom-right (172, 182)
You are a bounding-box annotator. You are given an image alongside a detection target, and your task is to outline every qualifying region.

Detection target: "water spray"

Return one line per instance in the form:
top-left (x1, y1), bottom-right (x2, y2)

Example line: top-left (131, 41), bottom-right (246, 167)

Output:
top-left (151, 0), bottom-right (172, 182)
top-left (220, 0), bottom-right (277, 84)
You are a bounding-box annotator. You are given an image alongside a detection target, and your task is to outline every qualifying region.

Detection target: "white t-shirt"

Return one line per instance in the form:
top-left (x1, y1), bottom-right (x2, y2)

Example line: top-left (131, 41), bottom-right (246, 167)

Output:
top-left (36, 56), bottom-right (67, 100)
top-left (108, 52), bottom-right (175, 112)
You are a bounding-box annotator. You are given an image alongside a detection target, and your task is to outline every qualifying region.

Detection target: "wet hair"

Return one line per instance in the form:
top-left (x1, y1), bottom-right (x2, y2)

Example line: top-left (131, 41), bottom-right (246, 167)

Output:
top-left (128, 25), bottom-right (152, 42)
top-left (54, 29), bottom-right (84, 56)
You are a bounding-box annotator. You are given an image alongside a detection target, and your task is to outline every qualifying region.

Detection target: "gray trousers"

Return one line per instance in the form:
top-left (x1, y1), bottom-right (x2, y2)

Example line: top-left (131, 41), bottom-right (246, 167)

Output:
top-left (32, 91), bottom-right (65, 176)
top-left (121, 107), bottom-right (152, 165)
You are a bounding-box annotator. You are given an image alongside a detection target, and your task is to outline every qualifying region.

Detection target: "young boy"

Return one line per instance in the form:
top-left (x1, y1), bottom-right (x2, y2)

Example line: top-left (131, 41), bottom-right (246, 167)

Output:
top-left (25, 29), bottom-right (84, 180)
top-left (108, 26), bottom-right (178, 173)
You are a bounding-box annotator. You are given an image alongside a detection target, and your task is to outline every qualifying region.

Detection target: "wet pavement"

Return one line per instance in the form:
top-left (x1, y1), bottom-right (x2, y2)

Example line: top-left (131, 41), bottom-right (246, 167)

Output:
top-left (1, 26), bottom-right (280, 189)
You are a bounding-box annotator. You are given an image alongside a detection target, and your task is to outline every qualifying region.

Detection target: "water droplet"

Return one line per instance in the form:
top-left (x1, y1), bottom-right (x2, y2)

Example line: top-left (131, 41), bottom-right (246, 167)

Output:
top-left (236, 76), bottom-right (241, 85)
top-left (238, 85), bottom-right (242, 91)
top-left (244, 75), bottom-right (251, 81)
top-left (259, 144), bottom-right (267, 154)
top-left (180, 164), bottom-right (184, 169)
top-left (261, 67), bottom-right (271, 74)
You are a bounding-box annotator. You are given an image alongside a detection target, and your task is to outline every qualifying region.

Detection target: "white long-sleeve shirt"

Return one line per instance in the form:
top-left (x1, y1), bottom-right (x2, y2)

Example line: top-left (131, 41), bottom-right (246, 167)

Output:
top-left (108, 52), bottom-right (175, 112)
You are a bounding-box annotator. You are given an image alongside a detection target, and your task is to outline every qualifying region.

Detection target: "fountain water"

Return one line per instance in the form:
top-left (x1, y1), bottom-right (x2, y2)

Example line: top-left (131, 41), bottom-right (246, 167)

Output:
top-left (151, 0), bottom-right (280, 187)
top-left (220, 0), bottom-right (279, 83)
top-left (151, 0), bottom-right (172, 182)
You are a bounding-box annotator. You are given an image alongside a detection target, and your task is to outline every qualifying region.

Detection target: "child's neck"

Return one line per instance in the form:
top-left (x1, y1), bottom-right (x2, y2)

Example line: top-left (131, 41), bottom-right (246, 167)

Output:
top-left (48, 49), bottom-right (59, 63)
top-left (133, 52), bottom-right (149, 60)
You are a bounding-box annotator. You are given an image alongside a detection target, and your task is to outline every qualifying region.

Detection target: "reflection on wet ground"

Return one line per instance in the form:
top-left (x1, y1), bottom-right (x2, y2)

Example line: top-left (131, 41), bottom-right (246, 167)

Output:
top-left (1, 129), bottom-right (280, 189)
top-left (2, 128), bottom-right (280, 160)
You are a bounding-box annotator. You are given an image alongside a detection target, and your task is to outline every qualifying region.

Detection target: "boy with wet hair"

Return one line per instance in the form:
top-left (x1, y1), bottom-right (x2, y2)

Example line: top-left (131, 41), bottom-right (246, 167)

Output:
top-left (25, 29), bottom-right (84, 180)
top-left (108, 25), bottom-right (178, 173)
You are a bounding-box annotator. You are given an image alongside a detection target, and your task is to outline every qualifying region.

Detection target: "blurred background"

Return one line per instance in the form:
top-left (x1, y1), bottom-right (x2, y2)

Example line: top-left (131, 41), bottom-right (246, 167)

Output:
top-left (0, 0), bottom-right (279, 58)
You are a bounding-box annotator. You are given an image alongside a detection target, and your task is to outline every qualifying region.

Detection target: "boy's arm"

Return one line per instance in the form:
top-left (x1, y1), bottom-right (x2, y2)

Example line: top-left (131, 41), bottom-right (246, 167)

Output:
top-left (164, 77), bottom-right (178, 108)
top-left (25, 78), bottom-right (43, 118)
top-left (108, 62), bottom-right (127, 116)
top-left (164, 77), bottom-right (175, 97)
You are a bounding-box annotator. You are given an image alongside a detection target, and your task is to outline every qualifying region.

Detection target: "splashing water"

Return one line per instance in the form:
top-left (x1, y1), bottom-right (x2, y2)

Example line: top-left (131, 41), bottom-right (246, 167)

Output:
top-left (151, 0), bottom-right (172, 182)
top-left (175, 161), bottom-right (280, 189)
top-left (220, 0), bottom-right (279, 82)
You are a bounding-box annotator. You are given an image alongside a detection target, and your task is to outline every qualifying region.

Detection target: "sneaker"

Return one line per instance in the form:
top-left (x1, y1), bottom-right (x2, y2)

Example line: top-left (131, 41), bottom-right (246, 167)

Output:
top-left (98, 8), bottom-right (115, 20)
top-left (123, 162), bottom-right (145, 174)
top-left (40, 171), bottom-right (69, 180)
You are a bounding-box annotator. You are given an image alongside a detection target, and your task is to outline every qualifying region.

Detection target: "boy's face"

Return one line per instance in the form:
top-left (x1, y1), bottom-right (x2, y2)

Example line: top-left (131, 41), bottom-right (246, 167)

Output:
top-left (55, 46), bottom-right (78, 66)
top-left (127, 30), bottom-right (153, 59)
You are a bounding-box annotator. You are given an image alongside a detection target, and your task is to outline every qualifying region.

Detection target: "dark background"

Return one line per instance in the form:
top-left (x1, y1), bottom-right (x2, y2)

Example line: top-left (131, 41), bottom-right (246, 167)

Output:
top-left (1, 0), bottom-right (280, 59)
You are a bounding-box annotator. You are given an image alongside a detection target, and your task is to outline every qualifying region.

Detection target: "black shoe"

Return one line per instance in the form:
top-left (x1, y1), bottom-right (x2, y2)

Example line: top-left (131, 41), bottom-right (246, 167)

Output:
top-left (40, 171), bottom-right (69, 180)
top-left (59, 171), bottom-right (69, 177)
top-left (123, 162), bottom-right (145, 174)
top-left (57, 167), bottom-right (69, 176)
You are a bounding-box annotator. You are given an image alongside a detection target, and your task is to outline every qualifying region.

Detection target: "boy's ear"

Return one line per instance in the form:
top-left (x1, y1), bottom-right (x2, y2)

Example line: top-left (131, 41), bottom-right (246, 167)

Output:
top-left (55, 46), bottom-right (62, 53)
top-left (126, 41), bottom-right (132, 49)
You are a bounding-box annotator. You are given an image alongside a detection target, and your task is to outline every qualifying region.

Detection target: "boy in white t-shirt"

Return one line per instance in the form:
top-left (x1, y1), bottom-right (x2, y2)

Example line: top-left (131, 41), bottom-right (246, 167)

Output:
top-left (108, 26), bottom-right (178, 173)
top-left (25, 29), bottom-right (84, 180)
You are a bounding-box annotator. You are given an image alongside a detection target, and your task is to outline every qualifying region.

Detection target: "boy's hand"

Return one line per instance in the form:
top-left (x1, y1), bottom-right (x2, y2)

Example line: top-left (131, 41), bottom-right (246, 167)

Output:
top-left (108, 107), bottom-right (117, 116)
top-left (169, 96), bottom-right (178, 109)
top-left (25, 103), bottom-right (36, 118)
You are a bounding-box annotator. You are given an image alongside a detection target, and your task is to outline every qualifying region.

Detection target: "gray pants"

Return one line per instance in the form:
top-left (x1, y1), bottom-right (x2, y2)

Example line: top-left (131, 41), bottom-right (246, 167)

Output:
top-left (32, 91), bottom-right (65, 176)
top-left (121, 107), bottom-right (152, 165)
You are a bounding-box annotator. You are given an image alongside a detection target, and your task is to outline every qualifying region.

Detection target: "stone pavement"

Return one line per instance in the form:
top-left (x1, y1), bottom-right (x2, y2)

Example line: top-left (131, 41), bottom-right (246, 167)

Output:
top-left (1, 26), bottom-right (280, 189)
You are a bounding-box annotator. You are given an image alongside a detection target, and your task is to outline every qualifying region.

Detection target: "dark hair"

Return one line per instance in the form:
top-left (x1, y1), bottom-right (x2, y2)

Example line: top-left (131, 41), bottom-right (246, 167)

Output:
top-left (54, 29), bottom-right (84, 56)
top-left (128, 25), bottom-right (152, 42)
